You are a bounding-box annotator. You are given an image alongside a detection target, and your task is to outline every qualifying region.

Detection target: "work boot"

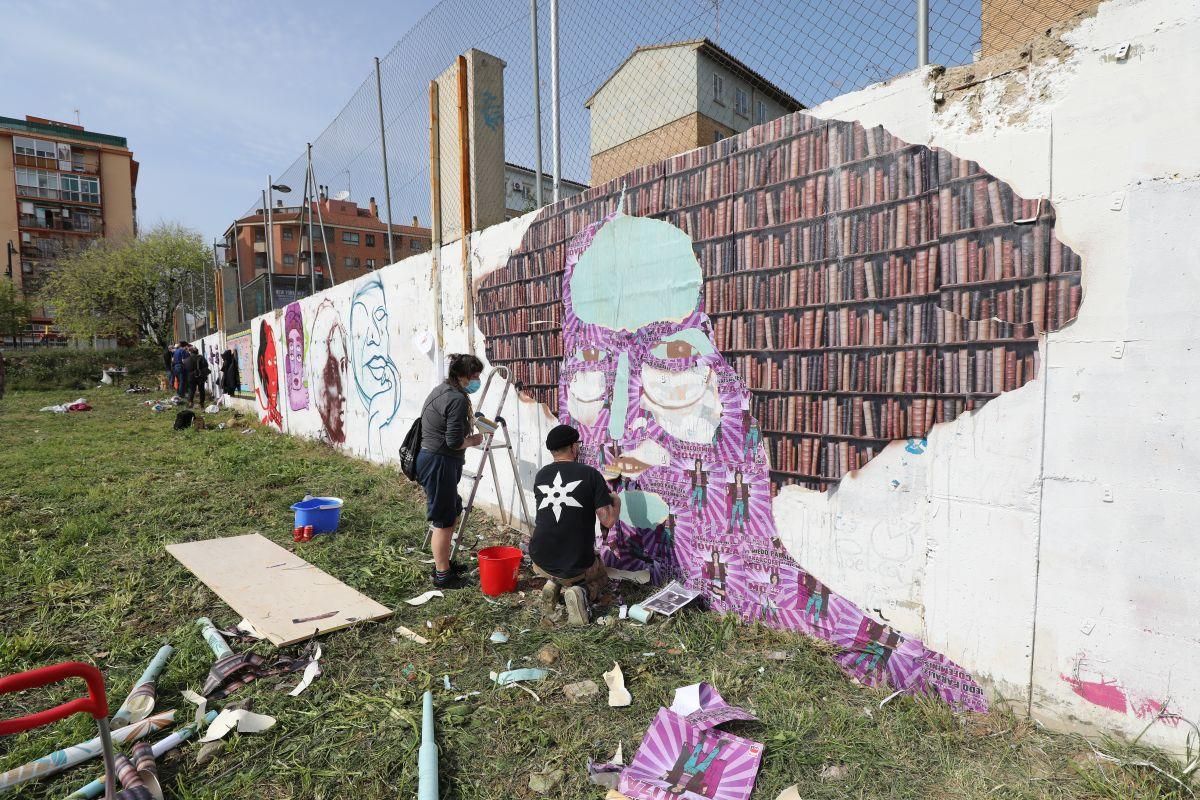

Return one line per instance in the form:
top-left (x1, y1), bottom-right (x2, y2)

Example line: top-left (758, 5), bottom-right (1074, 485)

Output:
top-left (540, 579), bottom-right (560, 614)
top-left (564, 586), bottom-right (589, 626)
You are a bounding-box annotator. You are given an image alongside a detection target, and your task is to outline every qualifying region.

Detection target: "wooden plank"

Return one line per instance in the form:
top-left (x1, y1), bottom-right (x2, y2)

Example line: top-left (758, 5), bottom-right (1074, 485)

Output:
top-left (166, 533), bottom-right (392, 647)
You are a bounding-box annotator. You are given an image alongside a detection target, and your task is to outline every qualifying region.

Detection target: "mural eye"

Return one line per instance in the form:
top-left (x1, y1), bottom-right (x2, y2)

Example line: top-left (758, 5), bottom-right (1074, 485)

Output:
top-left (651, 340), bottom-right (697, 360)
top-left (373, 307), bottom-right (387, 323)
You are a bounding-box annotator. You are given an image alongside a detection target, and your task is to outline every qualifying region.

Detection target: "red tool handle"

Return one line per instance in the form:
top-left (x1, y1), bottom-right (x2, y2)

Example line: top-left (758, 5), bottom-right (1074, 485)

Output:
top-left (0, 662), bottom-right (109, 736)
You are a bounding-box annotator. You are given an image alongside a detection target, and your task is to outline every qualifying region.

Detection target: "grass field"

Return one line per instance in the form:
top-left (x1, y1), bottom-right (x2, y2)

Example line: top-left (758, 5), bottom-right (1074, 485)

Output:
top-left (0, 388), bottom-right (1194, 799)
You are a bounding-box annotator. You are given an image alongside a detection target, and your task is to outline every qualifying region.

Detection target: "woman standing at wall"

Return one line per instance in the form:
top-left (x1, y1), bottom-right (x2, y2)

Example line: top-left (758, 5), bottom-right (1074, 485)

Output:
top-left (416, 353), bottom-right (484, 589)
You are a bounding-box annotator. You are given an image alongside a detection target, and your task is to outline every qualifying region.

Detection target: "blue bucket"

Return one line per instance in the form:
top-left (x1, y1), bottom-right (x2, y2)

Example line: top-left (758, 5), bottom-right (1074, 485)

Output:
top-left (290, 496), bottom-right (344, 534)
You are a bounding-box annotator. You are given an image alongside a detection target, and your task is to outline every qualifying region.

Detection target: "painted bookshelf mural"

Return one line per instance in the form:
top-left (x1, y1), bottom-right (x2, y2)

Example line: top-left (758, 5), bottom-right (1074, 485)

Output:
top-left (476, 111), bottom-right (1082, 709)
top-left (477, 112), bottom-right (1081, 493)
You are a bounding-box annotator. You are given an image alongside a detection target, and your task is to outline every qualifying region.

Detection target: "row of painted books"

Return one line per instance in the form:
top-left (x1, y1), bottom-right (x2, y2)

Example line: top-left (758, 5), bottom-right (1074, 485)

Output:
top-left (477, 276), bottom-right (563, 310)
top-left (712, 304), bottom-right (1036, 352)
top-left (729, 345), bottom-right (1037, 396)
top-left (476, 304), bottom-right (564, 337)
top-left (754, 393), bottom-right (981, 441)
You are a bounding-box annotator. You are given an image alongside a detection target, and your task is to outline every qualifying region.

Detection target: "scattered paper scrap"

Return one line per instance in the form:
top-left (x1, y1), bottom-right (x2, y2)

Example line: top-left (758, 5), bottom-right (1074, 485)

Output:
top-left (491, 668), bottom-right (549, 686)
top-left (287, 644), bottom-right (323, 696)
top-left (406, 590), bottom-right (444, 606)
top-left (395, 625), bottom-right (430, 645)
top-left (669, 683), bottom-right (758, 730)
top-left (606, 567), bottom-right (651, 584)
top-left (489, 629), bottom-right (509, 644)
top-left (199, 709), bottom-right (277, 743)
top-left (775, 786), bottom-right (803, 800)
top-left (180, 689), bottom-right (207, 728)
top-left (641, 581), bottom-right (701, 617)
top-left (603, 662), bottom-right (632, 707)
top-left (453, 691), bottom-right (481, 701)
top-left (236, 618), bottom-right (267, 640)
top-left (620, 708), bottom-right (764, 800)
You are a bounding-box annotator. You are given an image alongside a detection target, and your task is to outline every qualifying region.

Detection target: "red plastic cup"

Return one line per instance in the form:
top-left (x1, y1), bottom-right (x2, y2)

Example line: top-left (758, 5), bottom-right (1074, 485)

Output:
top-left (477, 546), bottom-right (523, 596)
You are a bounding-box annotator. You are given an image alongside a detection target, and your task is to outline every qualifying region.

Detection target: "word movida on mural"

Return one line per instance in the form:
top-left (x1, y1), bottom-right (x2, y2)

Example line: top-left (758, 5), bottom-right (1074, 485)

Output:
top-left (477, 111), bottom-right (1084, 709)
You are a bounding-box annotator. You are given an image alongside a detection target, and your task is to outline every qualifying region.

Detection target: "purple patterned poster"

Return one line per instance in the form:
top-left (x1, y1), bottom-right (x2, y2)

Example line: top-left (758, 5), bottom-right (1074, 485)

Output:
top-left (620, 708), bottom-right (763, 800)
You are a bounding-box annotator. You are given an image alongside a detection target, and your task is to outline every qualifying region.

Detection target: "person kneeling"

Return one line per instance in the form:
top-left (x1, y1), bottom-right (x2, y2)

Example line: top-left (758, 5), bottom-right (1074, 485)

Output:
top-left (529, 424), bottom-right (620, 625)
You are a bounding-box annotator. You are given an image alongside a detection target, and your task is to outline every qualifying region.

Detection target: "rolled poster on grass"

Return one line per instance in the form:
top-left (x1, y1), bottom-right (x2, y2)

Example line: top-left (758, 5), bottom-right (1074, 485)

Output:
top-left (110, 645), bottom-right (174, 727)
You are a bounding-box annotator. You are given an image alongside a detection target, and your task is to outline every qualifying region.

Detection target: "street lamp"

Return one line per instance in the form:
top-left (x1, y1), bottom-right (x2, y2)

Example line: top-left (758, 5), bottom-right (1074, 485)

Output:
top-left (5, 241), bottom-right (15, 278)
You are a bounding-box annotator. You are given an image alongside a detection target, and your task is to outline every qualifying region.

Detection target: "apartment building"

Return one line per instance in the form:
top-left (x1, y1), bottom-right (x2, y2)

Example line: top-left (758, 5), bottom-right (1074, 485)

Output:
top-left (504, 162), bottom-right (587, 219)
top-left (0, 115), bottom-right (137, 340)
top-left (586, 39), bottom-right (804, 186)
top-left (224, 193), bottom-right (431, 318)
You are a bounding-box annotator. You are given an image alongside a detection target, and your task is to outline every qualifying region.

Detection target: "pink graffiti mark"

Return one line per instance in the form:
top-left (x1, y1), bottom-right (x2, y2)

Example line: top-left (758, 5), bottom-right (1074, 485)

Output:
top-left (1132, 698), bottom-right (1184, 728)
top-left (1061, 673), bottom-right (1128, 714)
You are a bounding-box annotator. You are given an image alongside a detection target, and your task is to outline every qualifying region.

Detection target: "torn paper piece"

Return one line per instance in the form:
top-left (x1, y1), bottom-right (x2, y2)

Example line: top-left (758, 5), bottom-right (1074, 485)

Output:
top-left (396, 626), bottom-right (430, 645)
top-left (489, 630), bottom-right (509, 644)
top-left (236, 618), bottom-right (267, 640)
top-left (774, 787), bottom-right (803, 800)
top-left (181, 689), bottom-right (207, 729)
top-left (287, 644), bottom-right (323, 696)
top-left (406, 590), bottom-right (444, 606)
top-left (669, 683), bottom-right (759, 731)
top-left (606, 567), bottom-right (651, 584)
top-left (619, 708), bottom-right (764, 800)
top-left (603, 662), bottom-right (632, 707)
top-left (0, 711), bottom-right (176, 793)
top-left (641, 581), bottom-right (701, 617)
top-left (110, 644), bottom-right (174, 727)
top-left (199, 708), bottom-right (277, 743)
top-left (453, 692), bottom-right (481, 701)
top-left (491, 668), bottom-right (549, 686)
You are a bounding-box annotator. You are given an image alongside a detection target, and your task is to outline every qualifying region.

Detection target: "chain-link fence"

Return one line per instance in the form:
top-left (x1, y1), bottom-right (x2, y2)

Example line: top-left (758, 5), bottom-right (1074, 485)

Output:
top-left (238, 0), bottom-right (1097, 245)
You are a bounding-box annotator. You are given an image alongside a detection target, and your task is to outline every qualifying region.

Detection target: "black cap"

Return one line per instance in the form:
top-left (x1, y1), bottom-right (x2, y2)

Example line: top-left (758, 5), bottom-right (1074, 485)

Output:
top-left (545, 424), bottom-right (580, 451)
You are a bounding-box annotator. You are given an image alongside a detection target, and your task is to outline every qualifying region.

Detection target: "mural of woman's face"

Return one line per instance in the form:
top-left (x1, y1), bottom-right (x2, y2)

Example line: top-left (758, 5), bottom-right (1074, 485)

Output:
top-left (320, 330), bottom-right (347, 443)
top-left (259, 332), bottom-right (278, 401)
top-left (286, 328), bottom-right (304, 391)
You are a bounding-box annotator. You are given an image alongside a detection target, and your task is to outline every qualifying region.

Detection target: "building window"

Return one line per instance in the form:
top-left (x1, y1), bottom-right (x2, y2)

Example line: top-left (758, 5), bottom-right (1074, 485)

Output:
top-left (734, 88), bottom-right (749, 117)
top-left (344, 256), bottom-right (361, 268)
top-left (255, 254), bottom-right (266, 269)
top-left (283, 254), bottom-right (295, 266)
top-left (410, 240), bottom-right (422, 251)
top-left (713, 130), bottom-right (723, 144)
top-left (282, 228), bottom-right (294, 241)
top-left (712, 73), bottom-right (724, 103)
top-left (13, 137), bottom-right (56, 159)
top-left (365, 234), bottom-right (376, 247)
top-left (342, 231), bottom-right (360, 245)
top-left (254, 229), bottom-right (264, 242)
top-left (755, 100), bottom-right (767, 125)
top-left (366, 258), bottom-right (376, 268)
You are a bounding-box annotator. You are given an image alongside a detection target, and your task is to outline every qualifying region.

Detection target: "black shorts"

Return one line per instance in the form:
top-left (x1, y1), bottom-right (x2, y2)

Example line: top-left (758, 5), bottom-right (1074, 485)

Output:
top-left (416, 450), bottom-right (464, 528)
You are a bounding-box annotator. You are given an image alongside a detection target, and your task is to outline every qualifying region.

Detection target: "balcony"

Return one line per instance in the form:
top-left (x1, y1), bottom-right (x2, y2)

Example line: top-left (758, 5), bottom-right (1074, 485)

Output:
top-left (19, 212), bottom-right (103, 235)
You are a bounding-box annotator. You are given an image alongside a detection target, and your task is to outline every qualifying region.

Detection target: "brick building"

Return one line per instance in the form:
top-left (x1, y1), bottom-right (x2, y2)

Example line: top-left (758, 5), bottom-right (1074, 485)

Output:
top-left (0, 115), bottom-right (137, 341)
top-left (224, 193), bottom-right (431, 318)
top-left (981, 0), bottom-right (1103, 56)
top-left (585, 39), bottom-right (804, 186)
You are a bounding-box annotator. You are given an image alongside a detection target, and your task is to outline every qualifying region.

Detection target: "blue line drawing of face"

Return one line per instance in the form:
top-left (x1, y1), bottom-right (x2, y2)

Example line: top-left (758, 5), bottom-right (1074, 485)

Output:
top-left (350, 275), bottom-right (400, 454)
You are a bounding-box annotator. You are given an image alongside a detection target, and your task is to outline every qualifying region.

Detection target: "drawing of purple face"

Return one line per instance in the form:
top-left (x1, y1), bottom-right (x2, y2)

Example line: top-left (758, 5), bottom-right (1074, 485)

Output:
top-left (556, 211), bottom-right (989, 711)
top-left (284, 302), bottom-right (309, 411)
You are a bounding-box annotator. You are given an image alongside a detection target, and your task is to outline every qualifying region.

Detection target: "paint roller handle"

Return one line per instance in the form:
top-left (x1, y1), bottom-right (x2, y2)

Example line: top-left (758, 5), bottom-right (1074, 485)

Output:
top-left (0, 662), bottom-right (110, 735)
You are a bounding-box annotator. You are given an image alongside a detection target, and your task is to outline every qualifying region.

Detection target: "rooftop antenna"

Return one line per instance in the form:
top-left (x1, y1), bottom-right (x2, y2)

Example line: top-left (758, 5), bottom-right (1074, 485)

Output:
top-left (74, 109), bottom-right (81, 125)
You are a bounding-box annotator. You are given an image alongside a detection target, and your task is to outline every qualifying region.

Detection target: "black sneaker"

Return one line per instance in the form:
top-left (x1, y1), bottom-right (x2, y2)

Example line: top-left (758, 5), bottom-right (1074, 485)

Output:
top-left (432, 569), bottom-right (469, 590)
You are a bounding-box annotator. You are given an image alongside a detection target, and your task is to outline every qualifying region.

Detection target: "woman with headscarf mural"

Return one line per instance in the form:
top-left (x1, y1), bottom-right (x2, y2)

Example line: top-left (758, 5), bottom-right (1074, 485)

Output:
top-left (496, 209), bottom-right (988, 709)
top-left (349, 275), bottom-right (400, 456)
top-left (283, 302), bottom-right (309, 411)
top-left (255, 319), bottom-right (282, 428)
top-left (309, 299), bottom-right (349, 445)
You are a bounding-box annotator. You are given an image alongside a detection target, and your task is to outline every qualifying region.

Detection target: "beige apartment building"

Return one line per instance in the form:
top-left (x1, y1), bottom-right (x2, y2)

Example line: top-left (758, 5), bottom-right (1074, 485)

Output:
top-left (586, 39), bottom-right (804, 186)
top-left (981, 0), bottom-right (1104, 55)
top-left (0, 115), bottom-right (137, 339)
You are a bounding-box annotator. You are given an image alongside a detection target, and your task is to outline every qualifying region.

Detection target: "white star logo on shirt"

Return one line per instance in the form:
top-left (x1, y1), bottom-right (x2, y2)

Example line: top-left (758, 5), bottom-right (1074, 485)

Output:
top-left (536, 471), bottom-right (583, 522)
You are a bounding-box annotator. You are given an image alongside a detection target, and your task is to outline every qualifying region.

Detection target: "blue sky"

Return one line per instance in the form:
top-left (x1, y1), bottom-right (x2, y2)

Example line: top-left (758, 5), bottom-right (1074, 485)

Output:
top-left (0, 0), bottom-right (439, 242)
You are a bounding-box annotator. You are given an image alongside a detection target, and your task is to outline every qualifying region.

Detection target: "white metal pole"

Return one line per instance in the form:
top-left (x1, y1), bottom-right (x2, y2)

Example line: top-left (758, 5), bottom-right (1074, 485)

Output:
top-left (531, 0), bottom-right (544, 208)
top-left (306, 144), bottom-right (317, 296)
top-left (264, 183), bottom-right (275, 311)
top-left (916, 0), bottom-right (929, 67)
top-left (550, 0), bottom-right (561, 202)
top-left (375, 57), bottom-right (397, 266)
top-left (313, 180), bottom-right (335, 287)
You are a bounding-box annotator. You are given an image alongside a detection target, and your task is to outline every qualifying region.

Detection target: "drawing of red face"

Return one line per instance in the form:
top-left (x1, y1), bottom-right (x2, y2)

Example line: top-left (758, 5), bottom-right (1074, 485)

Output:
top-left (256, 320), bottom-right (282, 427)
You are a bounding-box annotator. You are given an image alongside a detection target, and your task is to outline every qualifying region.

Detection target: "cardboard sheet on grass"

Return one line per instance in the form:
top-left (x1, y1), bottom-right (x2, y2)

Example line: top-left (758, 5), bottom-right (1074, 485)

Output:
top-left (166, 533), bottom-right (391, 646)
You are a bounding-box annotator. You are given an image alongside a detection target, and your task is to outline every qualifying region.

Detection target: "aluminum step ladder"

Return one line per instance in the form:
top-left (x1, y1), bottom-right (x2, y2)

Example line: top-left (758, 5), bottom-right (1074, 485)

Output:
top-left (424, 365), bottom-right (532, 560)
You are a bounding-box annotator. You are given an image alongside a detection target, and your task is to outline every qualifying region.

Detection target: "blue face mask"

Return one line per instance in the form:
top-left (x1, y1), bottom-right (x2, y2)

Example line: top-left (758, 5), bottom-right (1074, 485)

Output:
top-left (465, 378), bottom-right (481, 394)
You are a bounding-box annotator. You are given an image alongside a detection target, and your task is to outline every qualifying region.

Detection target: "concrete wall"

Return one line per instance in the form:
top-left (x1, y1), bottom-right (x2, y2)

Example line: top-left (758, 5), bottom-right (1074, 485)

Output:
top-left (0, 140), bottom-right (19, 294)
top-left (982, 0), bottom-right (1103, 56)
top-left (222, 0), bottom-right (1199, 753)
top-left (99, 150), bottom-right (135, 241)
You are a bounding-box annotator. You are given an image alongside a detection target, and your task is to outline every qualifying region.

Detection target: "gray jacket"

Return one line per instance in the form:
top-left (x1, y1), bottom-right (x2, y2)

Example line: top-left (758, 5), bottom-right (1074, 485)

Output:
top-left (420, 382), bottom-right (471, 461)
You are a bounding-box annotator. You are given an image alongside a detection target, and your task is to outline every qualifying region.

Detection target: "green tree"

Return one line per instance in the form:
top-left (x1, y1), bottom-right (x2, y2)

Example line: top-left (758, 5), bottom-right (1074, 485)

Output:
top-left (0, 280), bottom-right (32, 345)
top-left (41, 223), bottom-right (210, 346)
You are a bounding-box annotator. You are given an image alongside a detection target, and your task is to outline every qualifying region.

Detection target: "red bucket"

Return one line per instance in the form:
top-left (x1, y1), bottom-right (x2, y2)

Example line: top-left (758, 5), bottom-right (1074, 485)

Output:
top-left (478, 546), bottom-right (522, 596)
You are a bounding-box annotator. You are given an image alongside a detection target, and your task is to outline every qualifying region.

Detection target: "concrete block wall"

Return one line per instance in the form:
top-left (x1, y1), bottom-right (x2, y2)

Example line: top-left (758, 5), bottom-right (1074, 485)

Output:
top-left (210, 0), bottom-right (1199, 753)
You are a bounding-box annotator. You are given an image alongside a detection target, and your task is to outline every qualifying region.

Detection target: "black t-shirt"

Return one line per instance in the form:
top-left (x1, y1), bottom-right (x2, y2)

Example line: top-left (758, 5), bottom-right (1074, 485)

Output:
top-left (529, 460), bottom-right (613, 578)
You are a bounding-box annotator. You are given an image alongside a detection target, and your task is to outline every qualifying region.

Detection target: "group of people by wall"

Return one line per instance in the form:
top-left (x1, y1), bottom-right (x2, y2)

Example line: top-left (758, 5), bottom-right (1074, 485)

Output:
top-left (163, 341), bottom-right (239, 408)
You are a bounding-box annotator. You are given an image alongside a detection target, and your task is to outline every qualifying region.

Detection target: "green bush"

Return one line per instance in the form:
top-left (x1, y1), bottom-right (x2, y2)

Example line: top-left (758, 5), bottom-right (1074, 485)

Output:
top-left (3, 345), bottom-right (165, 391)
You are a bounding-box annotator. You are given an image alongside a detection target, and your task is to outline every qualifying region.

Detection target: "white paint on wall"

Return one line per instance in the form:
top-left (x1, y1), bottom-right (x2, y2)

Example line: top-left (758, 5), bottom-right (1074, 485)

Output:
top-left (229, 0), bottom-right (1200, 753)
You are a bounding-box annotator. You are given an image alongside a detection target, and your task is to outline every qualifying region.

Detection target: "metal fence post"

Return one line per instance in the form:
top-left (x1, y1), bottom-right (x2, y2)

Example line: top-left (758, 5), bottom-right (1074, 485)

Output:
top-left (531, 0), bottom-right (544, 208)
top-left (916, 0), bottom-right (929, 67)
top-left (550, 0), bottom-right (561, 203)
top-left (375, 56), bottom-right (397, 266)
